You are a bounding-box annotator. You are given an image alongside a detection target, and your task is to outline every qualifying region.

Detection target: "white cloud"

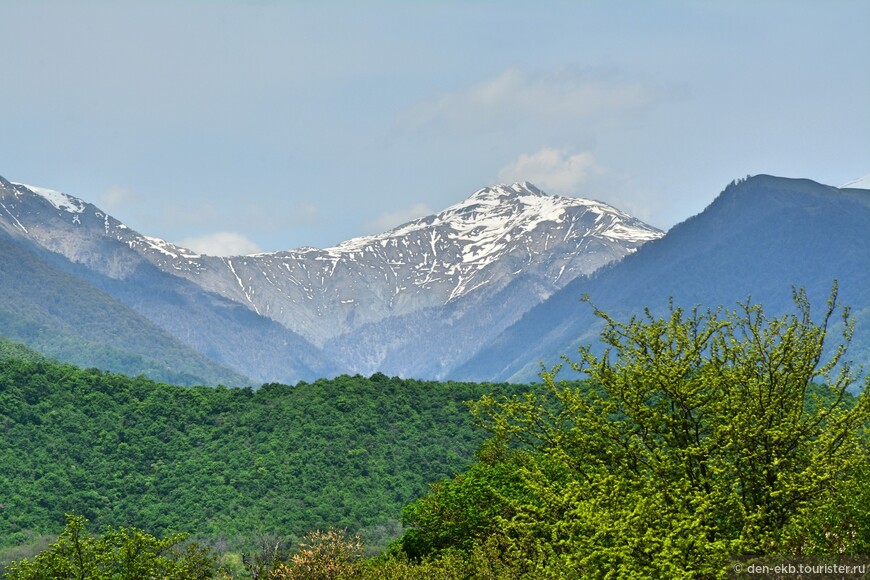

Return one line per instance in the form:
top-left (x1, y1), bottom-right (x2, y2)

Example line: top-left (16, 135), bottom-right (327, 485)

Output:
top-left (178, 232), bottom-right (262, 257)
top-left (99, 185), bottom-right (139, 212)
top-left (99, 185), bottom-right (221, 229)
top-left (498, 149), bottom-right (598, 194)
top-left (400, 68), bottom-right (651, 134)
top-left (365, 203), bottom-right (434, 233)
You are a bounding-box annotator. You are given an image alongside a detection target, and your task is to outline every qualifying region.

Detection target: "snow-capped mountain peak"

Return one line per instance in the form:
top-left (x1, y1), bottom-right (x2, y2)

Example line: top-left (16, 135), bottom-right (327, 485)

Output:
top-left (467, 181), bottom-right (544, 200)
top-left (331, 182), bottom-right (658, 256)
top-left (87, 180), bottom-right (659, 351)
top-left (0, 180), bottom-right (208, 278)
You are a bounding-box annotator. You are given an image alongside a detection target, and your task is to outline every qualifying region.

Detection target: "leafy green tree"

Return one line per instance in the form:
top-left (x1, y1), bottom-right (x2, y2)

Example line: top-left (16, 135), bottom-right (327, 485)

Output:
top-left (5, 514), bottom-right (217, 579)
top-left (400, 285), bottom-right (870, 576)
top-left (397, 439), bottom-right (530, 559)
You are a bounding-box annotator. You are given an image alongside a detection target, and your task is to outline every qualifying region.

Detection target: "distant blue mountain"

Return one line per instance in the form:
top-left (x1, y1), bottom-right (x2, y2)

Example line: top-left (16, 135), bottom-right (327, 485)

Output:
top-left (2, 172), bottom-right (866, 385)
top-left (452, 175), bottom-right (870, 382)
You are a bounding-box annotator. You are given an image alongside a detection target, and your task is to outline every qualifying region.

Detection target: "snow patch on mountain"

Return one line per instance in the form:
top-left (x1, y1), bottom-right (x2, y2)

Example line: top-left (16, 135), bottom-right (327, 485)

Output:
top-left (841, 175), bottom-right (870, 190)
top-left (327, 182), bottom-right (659, 264)
top-left (142, 236), bottom-right (202, 259)
top-left (13, 183), bottom-right (87, 214)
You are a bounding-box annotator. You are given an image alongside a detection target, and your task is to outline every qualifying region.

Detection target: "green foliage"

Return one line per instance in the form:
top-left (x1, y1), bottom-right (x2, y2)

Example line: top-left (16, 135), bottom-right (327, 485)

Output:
top-left (4, 514), bottom-right (217, 579)
top-left (353, 537), bottom-right (522, 579)
top-left (397, 439), bottom-right (532, 559)
top-left (398, 285), bottom-right (870, 577)
top-left (0, 356), bottom-right (533, 559)
top-left (0, 338), bottom-right (47, 364)
top-left (778, 438), bottom-right (870, 555)
top-left (3, 286), bottom-right (869, 578)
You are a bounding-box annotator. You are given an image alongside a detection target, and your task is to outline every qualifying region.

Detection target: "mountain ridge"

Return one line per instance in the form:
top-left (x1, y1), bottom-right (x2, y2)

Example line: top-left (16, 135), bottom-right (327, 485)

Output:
top-left (128, 181), bottom-right (663, 347)
top-left (0, 225), bottom-right (251, 386)
top-left (0, 176), bottom-right (662, 380)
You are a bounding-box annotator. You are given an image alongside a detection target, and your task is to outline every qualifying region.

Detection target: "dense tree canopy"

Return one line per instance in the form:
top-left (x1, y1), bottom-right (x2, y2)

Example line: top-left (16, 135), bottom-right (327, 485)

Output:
top-left (0, 361), bottom-right (533, 562)
top-left (399, 285), bottom-right (870, 577)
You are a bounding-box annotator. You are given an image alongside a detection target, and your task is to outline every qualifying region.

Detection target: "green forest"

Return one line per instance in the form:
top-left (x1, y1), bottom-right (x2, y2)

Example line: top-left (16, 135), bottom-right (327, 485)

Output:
top-left (0, 341), bottom-right (534, 565)
top-left (2, 287), bottom-right (869, 578)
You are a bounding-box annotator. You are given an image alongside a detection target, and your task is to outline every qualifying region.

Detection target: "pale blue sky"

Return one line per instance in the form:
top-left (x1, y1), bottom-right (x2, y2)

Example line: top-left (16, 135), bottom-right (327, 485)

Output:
top-left (2, 1), bottom-right (868, 255)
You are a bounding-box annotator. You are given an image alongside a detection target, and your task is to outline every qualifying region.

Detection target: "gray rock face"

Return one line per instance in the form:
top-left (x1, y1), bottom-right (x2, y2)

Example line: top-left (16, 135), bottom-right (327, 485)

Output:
top-left (127, 183), bottom-right (661, 343)
top-left (0, 177), bottom-right (662, 380)
top-left (0, 179), bottom-right (145, 279)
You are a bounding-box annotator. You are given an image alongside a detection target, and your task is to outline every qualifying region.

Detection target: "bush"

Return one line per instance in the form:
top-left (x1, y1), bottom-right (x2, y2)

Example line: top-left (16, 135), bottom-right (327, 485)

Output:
top-left (5, 514), bottom-right (217, 579)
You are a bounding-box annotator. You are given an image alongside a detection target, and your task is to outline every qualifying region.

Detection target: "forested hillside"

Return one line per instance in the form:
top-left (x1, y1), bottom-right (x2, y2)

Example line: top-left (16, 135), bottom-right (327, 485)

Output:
top-left (0, 232), bottom-right (250, 387)
top-left (0, 354), bottom-right (533, 560)
top-left (0, 339), bottom-right (46, 364)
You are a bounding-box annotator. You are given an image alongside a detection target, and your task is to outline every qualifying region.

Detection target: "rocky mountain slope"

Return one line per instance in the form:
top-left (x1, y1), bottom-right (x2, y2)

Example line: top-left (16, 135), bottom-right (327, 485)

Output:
top-left (124, 182), bottom-right (661, 345)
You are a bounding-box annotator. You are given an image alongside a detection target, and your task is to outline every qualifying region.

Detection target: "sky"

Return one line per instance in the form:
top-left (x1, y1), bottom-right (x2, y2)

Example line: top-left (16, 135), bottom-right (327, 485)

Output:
top-left (2, 1), bottom-right (868, 256)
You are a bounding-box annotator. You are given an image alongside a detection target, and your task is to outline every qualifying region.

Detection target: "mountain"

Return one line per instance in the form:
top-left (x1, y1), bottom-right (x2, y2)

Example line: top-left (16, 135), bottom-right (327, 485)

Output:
top-left (121, 182), bottom-right (662, 376)
top-left (0, 176), bottom-right (336, 384)
top-left (123, 183), bottom-right (660, 342)
top-left (453, 175), bottom-right (870, 382)
top-left (0, 177), bottom-right (661, 381)
top-left (0, 225), bottom-right (249, 386)
top-left (3, 172), bottom-right (866, 385)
